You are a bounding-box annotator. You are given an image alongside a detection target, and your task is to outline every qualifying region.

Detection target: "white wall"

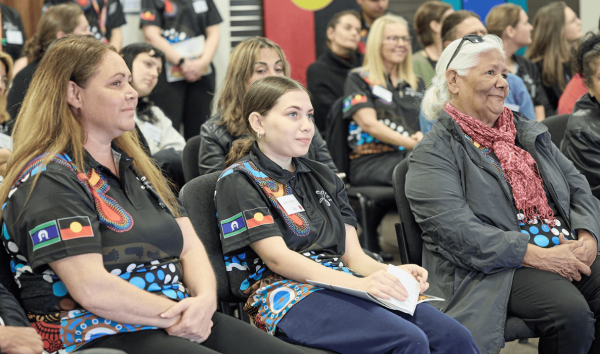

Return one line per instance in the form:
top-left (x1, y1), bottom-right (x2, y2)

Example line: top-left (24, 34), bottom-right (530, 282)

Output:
top-left (580, 0), bottom-right (600, 34)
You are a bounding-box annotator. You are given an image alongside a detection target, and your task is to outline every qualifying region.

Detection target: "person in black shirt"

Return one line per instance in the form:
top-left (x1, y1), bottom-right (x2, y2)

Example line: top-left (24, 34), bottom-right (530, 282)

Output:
top-left (486, 3), bottom-right (550, 121)
top-left (0, 35), bottom-right (306, 354)
top-left (7, 3), bottom-right (91, 130)
top-left (43, 0), bottom-right (126, 51)
top-left (306, 10), bottom-right (363, 134)
top-left (526, 2), bottom-right (583, 116)
top-left (199, 36), bottom-right (337, 177)
top-left (141, 0), bottom-right (221, 139)
top-left (0, 4), bottom-right (26, 63)
top-left (216, 75), bottom-right (478, 354)
top-left (344, 14), bottom-right (424, 186)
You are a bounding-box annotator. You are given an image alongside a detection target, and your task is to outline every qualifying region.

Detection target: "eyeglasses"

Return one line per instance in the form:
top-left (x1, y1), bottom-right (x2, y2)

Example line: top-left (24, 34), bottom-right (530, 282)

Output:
top-left (446, 34), bottom-right (485, 70)
top-left (385, 36), bottom-right (410, 45)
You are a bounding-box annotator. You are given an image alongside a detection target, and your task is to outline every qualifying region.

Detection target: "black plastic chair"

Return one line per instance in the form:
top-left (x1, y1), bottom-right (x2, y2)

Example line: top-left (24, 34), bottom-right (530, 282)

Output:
top-left (541, 114), bottom-right (570, 147)
top-left (179, 172), bottom-right (337, 354)
top-left (392, 160), bottom-right (537, 343)
top-left (182, 135), bottom-right (202, 183)
top-left (325, 97), bottom-right (397, 253)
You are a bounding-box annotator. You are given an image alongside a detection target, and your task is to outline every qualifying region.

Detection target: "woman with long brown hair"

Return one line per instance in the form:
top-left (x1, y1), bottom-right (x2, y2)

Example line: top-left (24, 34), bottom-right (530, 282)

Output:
top-left (0, 35), bottom-right (306, 354)
top-left (526, 1), bottom-right (583, 116)
top-left (198, 36), bottom-right (337, 176)
top-left (486, 3), bottom-right (549, 121)
top-left (6, 2), bottom-right (91, 127)
top-left (216, 75), bottom-right (478, 354)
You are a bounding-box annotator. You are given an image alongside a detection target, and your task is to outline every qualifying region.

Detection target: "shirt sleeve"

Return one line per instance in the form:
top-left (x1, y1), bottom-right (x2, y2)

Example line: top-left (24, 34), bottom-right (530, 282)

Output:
top-left (342, 72), bottom-right (375, 119)
top-left (215, 171), bottom-right (283, 255)
top-left (140, 0), bottom-right (163, 28)
top-left (0, 284), bottom-right (28, 327)
top-left (204, 0), bottom-right (223, 27)
top-left (3, 167), bottom-right (103, 272)
top-left (106, 0), bottom-right (127, 33)
top-left (333, 173), bottom-right (357, 228)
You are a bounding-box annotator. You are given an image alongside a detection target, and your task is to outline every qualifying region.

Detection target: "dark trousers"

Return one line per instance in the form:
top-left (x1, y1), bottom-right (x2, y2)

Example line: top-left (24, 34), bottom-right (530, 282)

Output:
top-left (79, 311), bottom-right (306, 354)
top-left (508, 259), bottom-right (600, 354)
top-left (276, 290), bottom-right (480, 354)
top-left (349, 151), bottom-right (407, 186)
top-left (149, 64), bottom-right (215, 140)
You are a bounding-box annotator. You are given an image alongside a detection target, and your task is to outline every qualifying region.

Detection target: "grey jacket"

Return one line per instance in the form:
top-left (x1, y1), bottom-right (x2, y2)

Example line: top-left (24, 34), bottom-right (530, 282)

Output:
top-left (406, 109), bottom-right (600, 354)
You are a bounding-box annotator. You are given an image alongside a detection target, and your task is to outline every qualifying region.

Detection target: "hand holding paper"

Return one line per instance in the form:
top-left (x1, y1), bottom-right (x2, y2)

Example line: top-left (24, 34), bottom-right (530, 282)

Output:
top-left (354, 269), bottom-right (409, 301)
top-left (398, 264), bottom-right (429, 293)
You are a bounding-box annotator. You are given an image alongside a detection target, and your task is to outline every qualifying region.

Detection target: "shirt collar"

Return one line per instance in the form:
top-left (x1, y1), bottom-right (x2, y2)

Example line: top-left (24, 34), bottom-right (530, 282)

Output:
top-left (82, 143), bottom-right (134, 172)
top-left (248, 143), bottom-right (310, 184)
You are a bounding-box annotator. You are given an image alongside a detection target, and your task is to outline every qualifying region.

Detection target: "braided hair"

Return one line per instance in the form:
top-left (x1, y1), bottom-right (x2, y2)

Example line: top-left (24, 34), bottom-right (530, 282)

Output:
top-left (573, 33), bottom-right (600, 89)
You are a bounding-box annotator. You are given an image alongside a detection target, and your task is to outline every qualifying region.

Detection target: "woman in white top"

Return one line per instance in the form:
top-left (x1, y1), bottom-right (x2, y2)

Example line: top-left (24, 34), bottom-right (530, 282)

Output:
top-left (120, 43), bottom-right (186, 190)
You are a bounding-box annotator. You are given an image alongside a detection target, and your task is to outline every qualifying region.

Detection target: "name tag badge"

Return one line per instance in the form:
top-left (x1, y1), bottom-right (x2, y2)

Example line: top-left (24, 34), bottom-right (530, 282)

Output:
top-left (143, 122), bottom-right (162, 143)
top-left (6, 30), bottom-right (23, 45)
top-left (372, 85), bottom-right (392, 103)
top-left (504, 103), bottom-right (520, 112)
top-left (193, 0), bottom-right (208, 13)
top-left (276, 194), bottom-right (305, 215)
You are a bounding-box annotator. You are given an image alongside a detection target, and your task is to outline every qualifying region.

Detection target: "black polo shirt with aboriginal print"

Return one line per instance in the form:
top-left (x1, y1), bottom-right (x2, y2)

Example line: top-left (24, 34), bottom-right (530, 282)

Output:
top-left (215, 144), bottom-right (358, 334)
top-left (43, 0), bottom-right (126, 43)
top-left (140, 0), bottom-right (222, 44)
top-left (343, 68), bottom-right (424, 159)
top-left (2, 148), bottom-right (187, 353)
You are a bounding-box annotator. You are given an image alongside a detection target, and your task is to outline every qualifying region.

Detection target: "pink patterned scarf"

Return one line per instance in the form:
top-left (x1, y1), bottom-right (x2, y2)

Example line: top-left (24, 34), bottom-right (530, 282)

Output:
top-left (445, 103), bottom-right (555, 225)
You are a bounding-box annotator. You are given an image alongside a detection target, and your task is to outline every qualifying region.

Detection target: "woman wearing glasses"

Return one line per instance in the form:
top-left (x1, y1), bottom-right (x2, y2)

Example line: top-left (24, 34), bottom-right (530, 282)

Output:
top-left (407, 34), bottom-right (600, 354)
top-left (343, 14), bottom-right (424, 186)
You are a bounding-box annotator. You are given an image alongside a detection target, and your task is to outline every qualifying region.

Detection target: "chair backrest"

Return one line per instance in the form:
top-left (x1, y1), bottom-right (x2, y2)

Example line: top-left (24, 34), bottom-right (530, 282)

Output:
top-left (541, 114), bottom-right (569, 147)
top-left (392, 159), bottom-right (423, 266)
top-left (182, 135), bottom-right (202, 183)
top-left (324, 96), bottom-right (351, 177)
top-left (179, 171), bottom-right (239, 303)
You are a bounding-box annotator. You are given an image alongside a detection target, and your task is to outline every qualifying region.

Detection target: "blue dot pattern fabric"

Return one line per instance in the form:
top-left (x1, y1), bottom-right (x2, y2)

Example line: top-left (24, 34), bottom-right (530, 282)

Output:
top-left (517, 213), bottom-right (575, 248)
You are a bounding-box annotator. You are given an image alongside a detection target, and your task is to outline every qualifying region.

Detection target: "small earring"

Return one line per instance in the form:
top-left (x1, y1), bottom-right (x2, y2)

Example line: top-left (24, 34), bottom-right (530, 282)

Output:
top-left (257, 133), bottom-right (261, 139)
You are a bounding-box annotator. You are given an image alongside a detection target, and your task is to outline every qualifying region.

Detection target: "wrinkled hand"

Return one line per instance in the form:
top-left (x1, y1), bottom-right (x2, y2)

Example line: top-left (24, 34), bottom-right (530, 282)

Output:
top-left (354, 270), bottom-right (409, 301)
top-left (181, 58), bottom-right (206, 82)
top-left (162, 294), bottom-right (217, 343)
top-left (0, 326), bottom-right (43, 354)
top-left (535, 236), bottom-right (591, 281)
top-left (399, 264), bottom-right (429, 294)
top-left (566, 231), bottom-right (597, 267)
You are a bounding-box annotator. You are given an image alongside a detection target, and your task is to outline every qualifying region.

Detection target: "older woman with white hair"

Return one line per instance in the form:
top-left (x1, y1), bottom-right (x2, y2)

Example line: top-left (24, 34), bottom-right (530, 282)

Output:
top-left (342, 13), bottom-right (424, 186)
top-left (406, 34), bottom-right (600, 354)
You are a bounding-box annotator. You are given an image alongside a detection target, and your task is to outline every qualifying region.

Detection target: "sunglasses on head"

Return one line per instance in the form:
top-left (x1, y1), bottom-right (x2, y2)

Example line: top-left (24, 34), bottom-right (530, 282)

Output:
top-left (446, 35), bottom-right (485, 71)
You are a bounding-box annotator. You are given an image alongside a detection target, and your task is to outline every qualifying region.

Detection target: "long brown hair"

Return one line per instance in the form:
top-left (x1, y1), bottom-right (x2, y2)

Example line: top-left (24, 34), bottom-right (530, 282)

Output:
top-left (224, 76), bottom-right (308, 167)
top-left (526, 1), bottom-right (572, 90)
top-left (0, 52), bottom-right (13, 124)
top-left (414, 1), bottom-right (453, 48)
top-left (485, 3), bottom-right (521, 38)
top-left (23, 3), bottom-right (83, 63)
top-left (0, 35), bottom-right (179, 223)
top-left (217, 37), bottom-right (290, 138)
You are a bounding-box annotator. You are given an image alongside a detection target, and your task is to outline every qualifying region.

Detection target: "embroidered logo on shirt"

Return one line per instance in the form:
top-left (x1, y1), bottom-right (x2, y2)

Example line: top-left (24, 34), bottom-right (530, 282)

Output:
top-left (29, 221), bottom-right (61, 251)
top-left (316, 190), bottom-right (332, 206)
top-left (221, 212), bottom-right (247, 238)
top-left (244, 208), bottom-right (274, 229)
top-left (164, 0), bottom-right (178, 17)
top-left (343, 94), bottom-right (367, 113)
top-left (140, 11), bottom-right (156, 21)
top-left (58, 216), bottom-right (94, 240)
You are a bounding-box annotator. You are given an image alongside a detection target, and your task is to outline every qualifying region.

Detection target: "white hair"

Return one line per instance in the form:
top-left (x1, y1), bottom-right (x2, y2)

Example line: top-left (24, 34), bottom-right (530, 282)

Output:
top-left (421, 34), bottom-right (505, 121)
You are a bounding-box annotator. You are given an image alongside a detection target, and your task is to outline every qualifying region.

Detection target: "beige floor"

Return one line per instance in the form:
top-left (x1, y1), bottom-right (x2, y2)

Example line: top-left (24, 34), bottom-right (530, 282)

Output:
top-left (378, 213), bottom-right (539, 354)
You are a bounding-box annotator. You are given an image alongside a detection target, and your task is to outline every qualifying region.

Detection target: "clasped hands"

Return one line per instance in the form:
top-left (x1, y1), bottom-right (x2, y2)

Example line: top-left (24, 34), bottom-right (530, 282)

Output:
top-left (161, 293), bottom-right (217, 343)
top-left (354, 264), bottom-right (429, 302)
top-left (532, 230), bottom-right (597, 282)
top-left (179, 57), bottom-right (208, 83)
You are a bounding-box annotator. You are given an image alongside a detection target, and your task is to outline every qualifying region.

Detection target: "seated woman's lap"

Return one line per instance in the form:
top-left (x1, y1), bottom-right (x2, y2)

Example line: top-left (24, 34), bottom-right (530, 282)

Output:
top-left (276, 289), bottom-right (478, 354)
top-left (79, 312), bottom-right (306, 354)
top-left (349, 151), bottom-right (406, 186)
top-left (508, 260), bottom-right (600, 354)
